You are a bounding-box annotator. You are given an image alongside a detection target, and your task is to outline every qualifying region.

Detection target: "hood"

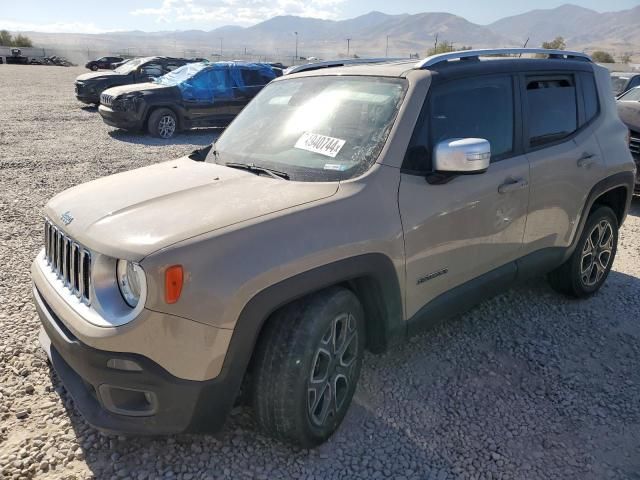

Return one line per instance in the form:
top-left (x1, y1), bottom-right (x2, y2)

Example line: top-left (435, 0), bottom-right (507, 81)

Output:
top-left (76, 71), bottom-right (124, 82)
top-left (617, 101), bottom-right (640, 132)
top-left (103, 82), bottom-right (169, 97)
top-left (45, 157), bottom-right (338, 260)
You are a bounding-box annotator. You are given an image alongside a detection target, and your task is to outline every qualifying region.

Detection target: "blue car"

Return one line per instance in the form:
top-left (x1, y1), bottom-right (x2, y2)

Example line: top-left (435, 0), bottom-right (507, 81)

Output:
top-left (98, 62), bottom-right (277, 138)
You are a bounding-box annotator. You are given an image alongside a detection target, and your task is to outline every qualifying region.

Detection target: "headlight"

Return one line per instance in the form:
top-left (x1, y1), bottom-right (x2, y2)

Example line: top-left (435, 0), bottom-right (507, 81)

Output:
top-left (113, 95), bottom-right (139, 112)
top-left (116, 260), bottom-right (145, 308)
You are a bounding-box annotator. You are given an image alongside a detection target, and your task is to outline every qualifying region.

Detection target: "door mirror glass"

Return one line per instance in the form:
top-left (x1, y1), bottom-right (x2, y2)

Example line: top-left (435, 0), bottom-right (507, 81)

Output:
top-left (433, 138), bottom-right (490, 173)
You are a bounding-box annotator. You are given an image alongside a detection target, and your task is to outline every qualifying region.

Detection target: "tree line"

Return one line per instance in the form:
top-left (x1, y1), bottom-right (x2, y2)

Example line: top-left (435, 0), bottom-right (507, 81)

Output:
top-left (0, 30), bottom-right (34, 48)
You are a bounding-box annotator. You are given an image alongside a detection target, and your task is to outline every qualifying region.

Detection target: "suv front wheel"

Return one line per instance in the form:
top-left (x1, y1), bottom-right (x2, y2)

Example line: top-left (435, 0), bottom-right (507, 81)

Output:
top-left (549, 206), bottom-right (619, 297)
top-left (148, 108), bottom-right (178, 139)
top-left (252, 286), bottom-right (365, 447)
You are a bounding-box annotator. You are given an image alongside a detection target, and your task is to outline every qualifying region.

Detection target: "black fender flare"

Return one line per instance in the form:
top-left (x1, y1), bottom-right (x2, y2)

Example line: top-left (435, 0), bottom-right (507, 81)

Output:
top-left (564, 170), bottom-right (634, 261)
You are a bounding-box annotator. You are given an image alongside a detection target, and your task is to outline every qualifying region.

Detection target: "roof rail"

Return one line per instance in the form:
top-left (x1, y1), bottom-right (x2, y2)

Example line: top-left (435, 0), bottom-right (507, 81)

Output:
top-left (414, 48), bottom-right (592, 69)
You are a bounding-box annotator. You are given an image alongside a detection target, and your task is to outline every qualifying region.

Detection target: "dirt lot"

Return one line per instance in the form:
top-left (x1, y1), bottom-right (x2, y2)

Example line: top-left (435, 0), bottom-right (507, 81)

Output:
top-left (1, 64), bottom-right (640, 480)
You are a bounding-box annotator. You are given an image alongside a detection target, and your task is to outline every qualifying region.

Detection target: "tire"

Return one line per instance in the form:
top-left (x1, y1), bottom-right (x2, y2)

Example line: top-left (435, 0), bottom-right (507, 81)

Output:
top-left (548, 206), bottom-right (618, 298)
top-left (252, 286), bottom-right (365, 448)
top-left (90, 65), bottom-right (98, 71)
top-left (147, 108), bottom-right (178, 139)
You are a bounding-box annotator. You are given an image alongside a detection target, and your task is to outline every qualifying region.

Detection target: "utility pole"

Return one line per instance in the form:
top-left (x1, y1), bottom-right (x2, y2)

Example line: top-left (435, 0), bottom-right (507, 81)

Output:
top-left (434, 33), bottom-right (439, 52)
top-left (346, 38), bottom-right (351, 57)
top-left (294, 31), bottom-right (298, 65)
top-left (218, 37), bottom-right (223, 58)
top-left (386, 35), bottom-right (389, 57)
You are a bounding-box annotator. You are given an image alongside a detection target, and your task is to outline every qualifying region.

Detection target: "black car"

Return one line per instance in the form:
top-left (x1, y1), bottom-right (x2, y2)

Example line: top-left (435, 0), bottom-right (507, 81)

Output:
top-left (74, 56), bottom-right (199, 105)
top-left (611, 72), bottom-right (640, 97)
top-left (616, 86), bottom-right (640, 193)
top-left (85, 56), bottom-right (124, 71)
top-left (98, 62), bottom-right (276, 138)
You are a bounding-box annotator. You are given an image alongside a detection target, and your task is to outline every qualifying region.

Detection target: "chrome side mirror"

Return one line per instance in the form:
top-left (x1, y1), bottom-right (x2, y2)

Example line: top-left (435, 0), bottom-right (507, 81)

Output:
top-left (433, 138), bottom-right (491, 174)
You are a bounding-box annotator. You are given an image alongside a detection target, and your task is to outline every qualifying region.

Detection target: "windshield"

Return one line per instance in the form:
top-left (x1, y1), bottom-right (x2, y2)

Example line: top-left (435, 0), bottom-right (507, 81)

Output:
top-left (611, 75), bottom-right (629, 95)
top-left (115, 58), bottom-right (145, 74)
top-left (208, 76), bottom-right (407, 181)
top-left (155, 62), bottom-right (208, 86)
top-left (619, 86), bottom-right (640, 102)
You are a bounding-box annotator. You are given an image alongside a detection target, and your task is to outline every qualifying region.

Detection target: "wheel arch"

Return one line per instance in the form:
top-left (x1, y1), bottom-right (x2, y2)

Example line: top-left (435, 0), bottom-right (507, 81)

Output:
top-left (144, 104), bottom-right (185, 131)
top-left (567, 171), bottom-right (634, 261)
top-left (214, 254), bottom-right (404, 406)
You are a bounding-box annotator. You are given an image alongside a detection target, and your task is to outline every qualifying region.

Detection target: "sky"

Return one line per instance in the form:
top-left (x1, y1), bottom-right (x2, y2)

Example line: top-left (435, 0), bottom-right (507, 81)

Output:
top-left (2, 0), bottom-right (639, 33)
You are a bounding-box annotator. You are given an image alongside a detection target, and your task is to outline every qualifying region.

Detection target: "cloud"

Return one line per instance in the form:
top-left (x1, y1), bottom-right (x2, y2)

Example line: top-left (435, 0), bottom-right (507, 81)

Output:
top-left (130, 0), bottom-right (347, 26)
top-left (0, 20), bottom-right (113, 34)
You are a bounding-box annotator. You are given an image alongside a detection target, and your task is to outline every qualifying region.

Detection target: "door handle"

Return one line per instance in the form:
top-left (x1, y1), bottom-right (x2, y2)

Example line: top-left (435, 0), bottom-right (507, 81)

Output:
top-left (498, 178), bottom-right (529, 194)
top-left (577, 153), bottom-right (595, 168)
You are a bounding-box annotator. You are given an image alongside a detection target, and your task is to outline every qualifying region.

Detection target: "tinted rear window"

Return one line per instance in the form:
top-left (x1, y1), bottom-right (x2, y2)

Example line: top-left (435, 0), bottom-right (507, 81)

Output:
top-left (526, 76), bottom-right (577, 147)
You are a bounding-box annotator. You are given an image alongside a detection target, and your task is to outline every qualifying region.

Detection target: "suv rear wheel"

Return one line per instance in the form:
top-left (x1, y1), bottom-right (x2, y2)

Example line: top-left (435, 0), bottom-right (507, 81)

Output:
top-left (252, 286), bottom-right (365, 447)
top-left (548, 206), bottom-right (618, 297)
top-left (148, 108), bottom-right (178, 139)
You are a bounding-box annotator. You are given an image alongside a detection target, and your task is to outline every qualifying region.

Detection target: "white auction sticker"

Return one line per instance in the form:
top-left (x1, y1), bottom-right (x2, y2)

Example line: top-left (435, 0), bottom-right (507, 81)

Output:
top-left (295, 132), bottom-right (346, 158)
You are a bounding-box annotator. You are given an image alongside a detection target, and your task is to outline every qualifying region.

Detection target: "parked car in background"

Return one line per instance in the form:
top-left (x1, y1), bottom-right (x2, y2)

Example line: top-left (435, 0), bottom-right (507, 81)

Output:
top-left (85, 56), bottom-right (124, 71)
top-left (34, 49), bottom-right (635, 447)
top-left (98, 62), bottom-right (276, 138)
top-left (611, 72), bottom-right (640, 97)
top-left (616, 86), bottom-right (640, 192)
top-left (74, 56), bottom-right (200, 105)
top-left (110, 58), bottom-right (131, 70)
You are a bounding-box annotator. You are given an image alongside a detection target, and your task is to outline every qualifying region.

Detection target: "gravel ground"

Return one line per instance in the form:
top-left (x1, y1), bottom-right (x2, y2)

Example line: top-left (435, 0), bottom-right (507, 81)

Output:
top-left (1, 64), bottom-right (640, 480)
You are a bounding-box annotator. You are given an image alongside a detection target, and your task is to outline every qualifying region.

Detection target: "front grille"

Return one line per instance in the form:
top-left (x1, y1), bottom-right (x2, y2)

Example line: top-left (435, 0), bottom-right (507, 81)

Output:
top-left (44, 220), bottom-right (91, 304)
top-left (629, 136), bottom-right (640, 158)
top-left (100, 93), bottom-right (114, 107)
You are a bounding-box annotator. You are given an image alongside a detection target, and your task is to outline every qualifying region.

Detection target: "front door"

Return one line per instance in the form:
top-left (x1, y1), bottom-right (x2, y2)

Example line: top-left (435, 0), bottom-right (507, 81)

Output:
top-left (399, 74), bottom-right (530, 321)
top-left (183, 68), bottom-right (235, 126)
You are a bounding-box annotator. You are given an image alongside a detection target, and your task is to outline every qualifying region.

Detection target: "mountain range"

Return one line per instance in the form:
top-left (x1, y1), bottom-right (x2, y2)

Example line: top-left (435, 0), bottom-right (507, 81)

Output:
top-left (16, 4), bottom-right (640, 62)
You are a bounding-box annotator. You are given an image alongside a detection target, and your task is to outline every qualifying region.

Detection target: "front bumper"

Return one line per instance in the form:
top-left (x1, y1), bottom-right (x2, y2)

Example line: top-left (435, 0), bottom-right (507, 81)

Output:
top-left (75, 83), bottom-right (100, 104)
top-left (98, 104), bottom-right (144, 130)
top-left (34, 285), bottom-right (236, 435)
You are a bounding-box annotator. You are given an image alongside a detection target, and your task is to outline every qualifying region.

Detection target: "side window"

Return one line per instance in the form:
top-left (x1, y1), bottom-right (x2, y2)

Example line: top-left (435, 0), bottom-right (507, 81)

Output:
top-left (140, 63), bottom-right (163, 77)
top-left (525, 75), bottom-right (577, 147)
top-left (406, 75), bottom-right (514, 171)
top-left (207, 69), bottom-right (234, 99)
top-left (165, 62), bottom-right (183, 73)
top-left (580, 73), bottom-right (599, 125)
top-left (240, 68), bottom-right (264, 86)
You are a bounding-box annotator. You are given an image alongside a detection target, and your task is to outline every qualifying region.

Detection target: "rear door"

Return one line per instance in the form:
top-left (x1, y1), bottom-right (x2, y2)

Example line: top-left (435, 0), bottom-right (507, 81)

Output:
top-left (520, 71), bottom-right (605, 255)
top-left (399, 74), bottom-right (530, 322)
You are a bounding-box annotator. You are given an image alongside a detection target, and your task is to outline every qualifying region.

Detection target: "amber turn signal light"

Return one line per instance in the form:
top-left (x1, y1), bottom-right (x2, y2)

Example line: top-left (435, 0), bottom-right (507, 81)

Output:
top-left (165, 265), bottom-right (183, 304)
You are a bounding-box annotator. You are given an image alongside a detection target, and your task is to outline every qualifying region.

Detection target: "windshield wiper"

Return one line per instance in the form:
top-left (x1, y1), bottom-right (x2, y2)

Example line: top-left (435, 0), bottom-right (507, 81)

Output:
top-left (225, 162), bottom-right (290, 180)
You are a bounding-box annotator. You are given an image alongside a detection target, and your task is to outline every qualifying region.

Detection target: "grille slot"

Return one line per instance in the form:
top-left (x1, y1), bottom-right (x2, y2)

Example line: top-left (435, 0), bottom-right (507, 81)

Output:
top-left (44, 220), bottom-right (91, 304)
top-left (629, 136), bottom-right (640, 157)
top-left (100, 93), bottom-right (114, 107)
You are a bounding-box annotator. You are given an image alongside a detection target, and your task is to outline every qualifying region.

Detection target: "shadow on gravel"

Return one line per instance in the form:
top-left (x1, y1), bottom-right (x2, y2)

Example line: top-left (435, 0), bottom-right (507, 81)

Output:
top-left (628, 196), bottom-right (640, 217)
top-left (108, 128), bottom-right (221, 147)
top-left (80, 105), bottom-right (98, 112)
top-left (48, 271), bottom-right (640, 479)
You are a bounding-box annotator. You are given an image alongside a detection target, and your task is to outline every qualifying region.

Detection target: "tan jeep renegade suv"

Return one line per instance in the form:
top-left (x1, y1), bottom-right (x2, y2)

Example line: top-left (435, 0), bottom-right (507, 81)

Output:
top-left (33, 49), bottom-right (636, 447)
